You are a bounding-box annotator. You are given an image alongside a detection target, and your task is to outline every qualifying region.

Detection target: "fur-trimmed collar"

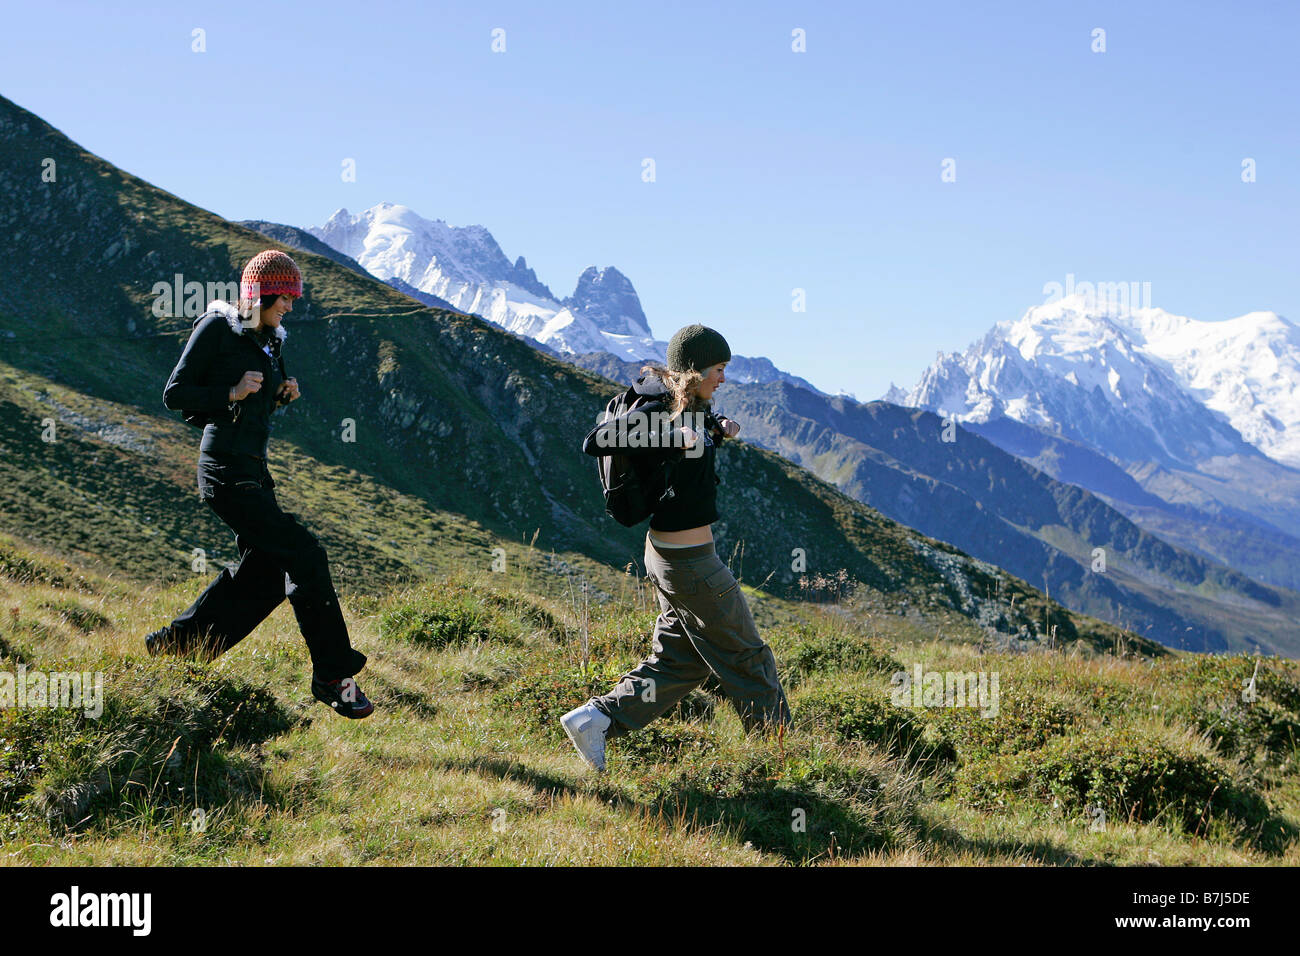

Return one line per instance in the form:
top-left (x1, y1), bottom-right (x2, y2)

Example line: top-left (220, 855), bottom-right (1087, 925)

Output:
top-left (207, 299), bottom-right (288, 342)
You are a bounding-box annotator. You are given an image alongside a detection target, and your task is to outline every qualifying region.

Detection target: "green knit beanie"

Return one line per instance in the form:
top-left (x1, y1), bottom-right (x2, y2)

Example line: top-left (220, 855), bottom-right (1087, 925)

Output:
top-left (666, 324), bottom-right (731, 373)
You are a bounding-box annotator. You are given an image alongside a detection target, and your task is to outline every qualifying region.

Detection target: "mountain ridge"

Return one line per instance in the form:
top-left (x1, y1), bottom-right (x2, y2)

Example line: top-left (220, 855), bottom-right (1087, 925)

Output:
top-left (307, 202), bottom-right (828, 395)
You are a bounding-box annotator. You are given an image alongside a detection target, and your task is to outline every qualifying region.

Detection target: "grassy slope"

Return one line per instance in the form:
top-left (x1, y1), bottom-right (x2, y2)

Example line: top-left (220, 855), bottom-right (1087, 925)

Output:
top-left (1, 534), bottom-right (1297, 866)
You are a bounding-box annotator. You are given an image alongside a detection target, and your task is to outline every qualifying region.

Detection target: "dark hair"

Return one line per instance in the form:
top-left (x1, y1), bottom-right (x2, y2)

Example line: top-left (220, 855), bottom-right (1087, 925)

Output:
top-left (260, 293), bottom-right (284, 311)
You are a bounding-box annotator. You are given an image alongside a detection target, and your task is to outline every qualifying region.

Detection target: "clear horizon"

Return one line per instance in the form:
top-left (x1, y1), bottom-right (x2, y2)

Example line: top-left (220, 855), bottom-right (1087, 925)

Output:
top-left (2, 0), bottom-right (1296, 399)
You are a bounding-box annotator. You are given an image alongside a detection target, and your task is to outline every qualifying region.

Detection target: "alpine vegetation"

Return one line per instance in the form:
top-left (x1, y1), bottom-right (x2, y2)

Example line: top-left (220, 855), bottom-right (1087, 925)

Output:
top-left (890, 665), bottom-right (999, 719)
top-left (0, 665), bottom-right (103, 719)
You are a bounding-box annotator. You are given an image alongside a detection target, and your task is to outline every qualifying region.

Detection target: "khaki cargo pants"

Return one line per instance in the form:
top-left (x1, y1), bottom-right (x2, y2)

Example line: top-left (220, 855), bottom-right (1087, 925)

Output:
top-left (592, 535), bottom-right (791, 737)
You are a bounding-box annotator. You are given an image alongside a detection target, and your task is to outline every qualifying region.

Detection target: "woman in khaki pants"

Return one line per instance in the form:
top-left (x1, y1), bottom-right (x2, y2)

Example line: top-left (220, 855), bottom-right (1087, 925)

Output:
top-left (564, 324), bottom-right (791, 770)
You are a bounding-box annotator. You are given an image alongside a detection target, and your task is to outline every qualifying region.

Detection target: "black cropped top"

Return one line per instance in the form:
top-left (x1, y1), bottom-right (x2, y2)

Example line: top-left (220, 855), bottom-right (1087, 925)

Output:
top-left (581, 376), bottom-right (725, 532)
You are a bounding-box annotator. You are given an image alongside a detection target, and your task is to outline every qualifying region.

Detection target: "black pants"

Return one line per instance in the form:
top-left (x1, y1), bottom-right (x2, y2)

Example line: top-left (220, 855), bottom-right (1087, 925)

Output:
top-left (166, 453), bottom-right (366, 681)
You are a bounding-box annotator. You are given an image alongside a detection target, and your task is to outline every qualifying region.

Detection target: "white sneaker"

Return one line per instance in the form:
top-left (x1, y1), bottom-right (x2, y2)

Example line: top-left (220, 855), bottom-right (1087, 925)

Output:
top-left (560, 701), bottom-right (611, 771)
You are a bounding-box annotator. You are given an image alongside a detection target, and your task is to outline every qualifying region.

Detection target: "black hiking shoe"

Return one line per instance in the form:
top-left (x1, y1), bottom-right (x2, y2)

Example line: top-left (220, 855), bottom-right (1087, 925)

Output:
top-left (145, 627), bottom-right (174, 656)
top-left (311, 675), bottom-right (374, 719)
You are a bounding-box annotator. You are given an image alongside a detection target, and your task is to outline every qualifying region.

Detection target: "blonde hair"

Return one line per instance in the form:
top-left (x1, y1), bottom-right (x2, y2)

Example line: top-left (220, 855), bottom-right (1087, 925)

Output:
top-left (641, 363), bottom-right (708, 418)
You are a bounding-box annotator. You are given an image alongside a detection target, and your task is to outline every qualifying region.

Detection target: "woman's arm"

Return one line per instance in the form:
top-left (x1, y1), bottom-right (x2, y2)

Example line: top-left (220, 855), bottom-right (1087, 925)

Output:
top-left (162, 316), bottom-right (236, 412)
top-left (708, 413), bottom-right (740, 441)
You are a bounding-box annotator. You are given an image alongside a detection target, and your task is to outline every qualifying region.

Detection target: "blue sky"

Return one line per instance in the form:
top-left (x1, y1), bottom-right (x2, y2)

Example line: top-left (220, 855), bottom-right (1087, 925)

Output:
top-left (3, 0), bottom-right (1297, 399)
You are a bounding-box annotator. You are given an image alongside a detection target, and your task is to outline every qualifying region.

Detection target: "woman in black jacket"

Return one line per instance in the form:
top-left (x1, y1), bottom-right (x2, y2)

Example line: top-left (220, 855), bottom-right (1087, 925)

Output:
top-left (562, 324), bottom-right (791, 770)
top-left (146, 250), bottom-right (373, 718)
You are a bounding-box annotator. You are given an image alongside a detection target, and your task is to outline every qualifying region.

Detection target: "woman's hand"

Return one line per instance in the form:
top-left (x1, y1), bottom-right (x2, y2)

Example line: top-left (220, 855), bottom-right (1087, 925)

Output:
top-left (276, 377), bottom-right (301, 405)
top-left (717, 416), bottom-right (740, 438)
top-left (229, 370), bottom-right (263, 402)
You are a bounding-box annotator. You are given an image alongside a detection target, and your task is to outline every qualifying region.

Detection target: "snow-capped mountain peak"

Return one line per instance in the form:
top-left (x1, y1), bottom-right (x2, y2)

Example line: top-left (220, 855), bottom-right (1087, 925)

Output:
top-left (309, 202), bottom-right (835, 391)
top-left (310, 203), bottom-right (661, 359)
top-left (313, 203), bottom-right (555, 302)
top-left (564, 265), bottom-right (653, 339)
top-left (1113, 305), bottom-right (1300, 463)
top-left (890, 292), bottom-right (1300, 467)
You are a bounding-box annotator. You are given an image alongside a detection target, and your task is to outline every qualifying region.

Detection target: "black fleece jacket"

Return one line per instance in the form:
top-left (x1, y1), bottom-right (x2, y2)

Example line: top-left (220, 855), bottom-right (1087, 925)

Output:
top-left (163, 300), bottom-right (287, 460)
top-left (582, 374), bottom-right (725, 532)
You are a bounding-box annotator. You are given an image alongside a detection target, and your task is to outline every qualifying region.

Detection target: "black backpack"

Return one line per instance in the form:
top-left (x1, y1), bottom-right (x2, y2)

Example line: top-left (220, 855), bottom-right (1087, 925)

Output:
top-left (593, 385), bottom-right (680, 527)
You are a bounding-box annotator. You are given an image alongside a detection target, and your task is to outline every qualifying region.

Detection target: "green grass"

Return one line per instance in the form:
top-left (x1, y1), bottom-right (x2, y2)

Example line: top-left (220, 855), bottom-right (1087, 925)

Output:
top-left (2, 533), bottom-right (1298, 866)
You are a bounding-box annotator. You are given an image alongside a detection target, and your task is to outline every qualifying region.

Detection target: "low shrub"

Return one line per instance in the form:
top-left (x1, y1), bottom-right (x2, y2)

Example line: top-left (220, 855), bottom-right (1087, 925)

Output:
top-left (609, 718), bottom-right (719, 763)
top-left (40, 599), bottom-right (111, 634)
top-left (1, 657), bottom-right (298, 832)
top-left (926, 689), bottom-right (1082, 761)
top-left (380, 587), bottom-right (520, 649)
top-left (641, 733), bottom-right (922, 861)
top-left (797, 689), bottom-right (954, 765)
top-left (779, 630), bottom-right (902, 689)
top-left (953, 726), bottom-right (1273, 835)
top-left (1161, 655), bottom-right (1300, 764)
